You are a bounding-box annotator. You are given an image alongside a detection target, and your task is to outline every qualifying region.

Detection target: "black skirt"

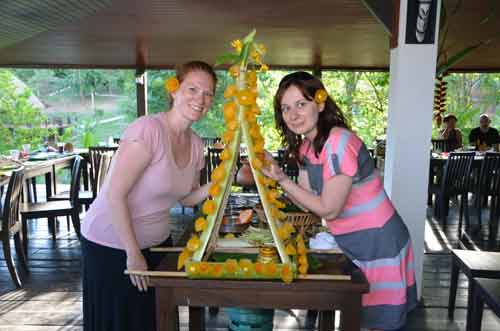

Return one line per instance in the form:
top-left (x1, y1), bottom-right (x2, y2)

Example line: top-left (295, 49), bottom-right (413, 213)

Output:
top-left (81, 236), bottom-right (172, 331)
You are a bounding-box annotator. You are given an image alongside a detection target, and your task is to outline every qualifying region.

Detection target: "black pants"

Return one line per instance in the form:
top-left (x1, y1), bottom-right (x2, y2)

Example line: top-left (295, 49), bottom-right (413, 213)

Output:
top-left (81, 236), bottom-right (172, 331)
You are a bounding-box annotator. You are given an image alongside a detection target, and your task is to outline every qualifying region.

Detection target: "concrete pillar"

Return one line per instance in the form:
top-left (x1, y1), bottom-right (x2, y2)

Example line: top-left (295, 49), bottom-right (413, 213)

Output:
top-left (384, 0), bottom-right (441, 298)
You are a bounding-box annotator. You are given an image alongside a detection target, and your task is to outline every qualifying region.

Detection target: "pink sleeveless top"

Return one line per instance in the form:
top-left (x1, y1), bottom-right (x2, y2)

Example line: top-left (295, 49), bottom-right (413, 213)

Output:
top-left (81, 112), bottom-right (205, 249)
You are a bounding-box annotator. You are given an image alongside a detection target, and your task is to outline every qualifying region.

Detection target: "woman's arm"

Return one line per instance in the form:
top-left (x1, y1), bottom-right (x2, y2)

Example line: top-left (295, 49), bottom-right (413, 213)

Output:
top-left (106, 140), bottom-right (153, 291)
top-left (262, 162), bottom-right (352, 219)
top-left (283, 169), bottom-right (312, 212)
top-left (179, 179), bottom-right (211, 207)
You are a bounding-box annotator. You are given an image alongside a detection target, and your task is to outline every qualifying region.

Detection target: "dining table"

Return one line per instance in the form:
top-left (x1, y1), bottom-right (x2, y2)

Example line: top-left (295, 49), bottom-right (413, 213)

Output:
top-left (0, 152), bottom-right (82, 201)
top-left (149, 251), bottom-right (369, 331)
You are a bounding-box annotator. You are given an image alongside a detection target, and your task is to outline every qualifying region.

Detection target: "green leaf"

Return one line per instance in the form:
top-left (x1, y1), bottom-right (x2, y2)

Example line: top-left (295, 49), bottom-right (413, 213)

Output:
top-left (240, 42), bottom-right (252, 68)
top-left (436, 42), bottom-right (485, 76)
top-left (215, 53), bottom-right (241, 66)
top-left (242, 29), bottom-right (256, 44)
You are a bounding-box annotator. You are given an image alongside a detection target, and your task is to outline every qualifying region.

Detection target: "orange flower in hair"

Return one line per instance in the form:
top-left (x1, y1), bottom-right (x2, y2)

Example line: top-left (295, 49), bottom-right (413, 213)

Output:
top-left (314, 89), bottom-right (328, 104)
top-left (165, 77), bottom-right (180, 93)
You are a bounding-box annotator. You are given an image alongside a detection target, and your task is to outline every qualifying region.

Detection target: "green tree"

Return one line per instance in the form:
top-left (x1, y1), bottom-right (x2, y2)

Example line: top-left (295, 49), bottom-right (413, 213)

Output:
top-left (0, 70), bottom-right (52, 154)
top-left (323, 71), bottom-right (389, 148)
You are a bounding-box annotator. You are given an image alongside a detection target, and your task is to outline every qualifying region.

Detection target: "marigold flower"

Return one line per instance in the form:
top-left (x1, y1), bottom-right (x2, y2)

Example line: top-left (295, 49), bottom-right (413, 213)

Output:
top-left (194, 217), bottom-right (209, 232)
top-left (186, 235), bottom-right (201, 252)
top-left (251, 49), bottom-right (261, 64)
top-left (314, 89), bottom-right (328, 104)
top-left (259, 64), bottom-right (269, 72)
top-left (224, 85), bottom-right (238, 99)
top-left (229, 65), bottom-right (240, 78)
top-left (202, 199), bottom-right (217, 215)
top-left (220, 148), bottom-right (232, 161)
top-left (280, 264), bottom-right (293, 283)
top-left (223, 102), bottom-right (238, 122)
top-left (224, 259), bottom-right (238, 273)
top-left (177, 248), bottom-right (191, 270)
top-left (212, 264), bottom-right (224, 277)
top-left (165, 77), bottom-right (180, 93)
top-left (236, 89), bottom-right (257, 106)
top-left (257, 43), bottom-right (267, 55)
top-left (246, 71), bottom-right (257, 87)
top-left (231, 39), bottom-right (243, 53)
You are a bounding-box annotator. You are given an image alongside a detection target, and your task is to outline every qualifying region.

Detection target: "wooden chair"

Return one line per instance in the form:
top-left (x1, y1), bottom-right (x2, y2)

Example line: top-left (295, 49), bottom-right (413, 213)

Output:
top-left (0, 168), bottom-right (29, 288)
top-left (201, 137), bottom-right (220, 149)
top-left (448, 250), bottom-right (500, 327)
top-left (47, 156), bottom-right (94, 208)
top-left (95, 152), bottom-right (112, 191)
top-left (20, 156), bottom-right (83, 252)
top-left (88, 146), bottom-right (118, 198)
top-left (469, 277), bottom-right (500, 331)
top-left (474, 152), bottom-right (500, 240)
top-left (431, 152), bottom-right (475, 232)
top-left (432, 139), bottom-right (449, 153)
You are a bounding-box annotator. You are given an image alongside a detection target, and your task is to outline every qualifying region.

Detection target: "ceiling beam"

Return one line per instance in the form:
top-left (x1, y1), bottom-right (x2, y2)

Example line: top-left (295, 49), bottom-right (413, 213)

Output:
top-left (360, 0), bottom-right (393, 36)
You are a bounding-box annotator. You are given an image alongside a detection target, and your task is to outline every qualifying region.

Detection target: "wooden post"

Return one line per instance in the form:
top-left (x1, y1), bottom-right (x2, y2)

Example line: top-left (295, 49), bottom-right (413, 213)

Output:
top-left (136, 69), bottom-right (147, 117)
top-left (313, 51), bottom-right (322, 79)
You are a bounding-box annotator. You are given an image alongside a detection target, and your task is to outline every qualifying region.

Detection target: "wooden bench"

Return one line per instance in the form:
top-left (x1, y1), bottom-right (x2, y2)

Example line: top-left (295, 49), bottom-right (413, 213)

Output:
top-left (469, 278), bottom-right (500, 331)
top-left (448, 250), bottom-right (500, 331)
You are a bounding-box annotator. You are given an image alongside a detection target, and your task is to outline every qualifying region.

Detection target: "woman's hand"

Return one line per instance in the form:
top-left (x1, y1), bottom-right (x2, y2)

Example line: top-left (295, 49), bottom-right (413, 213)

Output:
top-left (126, 250), bottom-right (149, 292)
top-left (261, 151), bottom-right (288, 183)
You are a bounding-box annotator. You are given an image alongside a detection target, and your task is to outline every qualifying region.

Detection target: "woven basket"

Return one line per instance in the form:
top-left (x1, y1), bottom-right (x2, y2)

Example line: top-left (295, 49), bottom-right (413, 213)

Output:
top-left (253, 206), bottom-right (320, 237)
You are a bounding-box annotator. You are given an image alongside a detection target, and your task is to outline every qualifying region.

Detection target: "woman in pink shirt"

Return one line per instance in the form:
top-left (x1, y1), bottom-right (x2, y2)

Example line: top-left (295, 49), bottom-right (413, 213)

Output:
top-left (81, 61), bottom-right (217, 331)
top-left (262, 72), bottom-right (416, 331)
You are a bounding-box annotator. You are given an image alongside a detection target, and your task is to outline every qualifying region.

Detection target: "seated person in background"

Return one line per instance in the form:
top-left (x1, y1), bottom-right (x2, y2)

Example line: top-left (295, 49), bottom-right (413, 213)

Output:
top-left (469, 113), bottom-right (500, 151)
top-left (439, 113), bottom-right (462, 151)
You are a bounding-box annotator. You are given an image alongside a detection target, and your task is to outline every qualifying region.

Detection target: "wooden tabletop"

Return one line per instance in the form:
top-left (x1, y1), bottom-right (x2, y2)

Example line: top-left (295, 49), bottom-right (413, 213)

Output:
top-left (0, 154), bottom-right (76, 187)
top-left (452, 249), bottom-right (500, 275)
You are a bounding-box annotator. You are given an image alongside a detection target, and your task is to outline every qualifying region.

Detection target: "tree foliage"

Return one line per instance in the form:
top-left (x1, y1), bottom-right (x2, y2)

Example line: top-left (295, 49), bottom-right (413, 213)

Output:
top-left (2, 68), bottom-right (499, 154)
top-left (0, 70), bottom-right (52, 154)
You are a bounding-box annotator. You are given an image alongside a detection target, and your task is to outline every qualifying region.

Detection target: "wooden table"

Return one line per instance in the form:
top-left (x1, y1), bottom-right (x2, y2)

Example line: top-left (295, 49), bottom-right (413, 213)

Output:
top-left (150, 253), bottom-right (369, 331)
top-left (0, 155), bottom-right (77, 199)
top-left (448, 250), bottom-right (500, 331)
top-left (469, 278), bottom-right (500, 331)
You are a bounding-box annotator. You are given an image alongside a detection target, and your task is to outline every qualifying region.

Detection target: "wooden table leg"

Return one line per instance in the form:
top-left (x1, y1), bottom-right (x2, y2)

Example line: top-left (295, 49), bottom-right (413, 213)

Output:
top-left (469, 282), bottom-right (484, 331)
top-left (45, 172), bottom-right (52, 199)
top-left (318, 310), bottom-right (335, 331)
top-left (52, 165), bottom-right (57, 195)
top-left (81, 158), bottom-right (90, 191)
top-left (466, 279), bottom-right (475, 331)
top-left (448, 257), bottom-right (459, 319)
top-left (189, 307), bottom-right (205, 330)
top-left (340, 297), bottom-right (361, 331)
top-left (156, 289), bottom-right (178, 331)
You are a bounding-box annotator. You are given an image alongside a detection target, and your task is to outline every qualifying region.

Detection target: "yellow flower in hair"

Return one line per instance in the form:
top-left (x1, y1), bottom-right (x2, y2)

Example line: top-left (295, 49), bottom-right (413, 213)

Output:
top-left (165, 77), bottom-right (180, 93)
top-left (231, 39), bottom-right (243, 53)
top-left (314, 89), bottom-right (328, 104)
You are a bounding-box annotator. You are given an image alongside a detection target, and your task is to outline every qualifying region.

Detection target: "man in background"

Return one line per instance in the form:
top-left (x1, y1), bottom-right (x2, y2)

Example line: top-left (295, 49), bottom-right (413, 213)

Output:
top-left (469, 114), bottom-right (500, 151)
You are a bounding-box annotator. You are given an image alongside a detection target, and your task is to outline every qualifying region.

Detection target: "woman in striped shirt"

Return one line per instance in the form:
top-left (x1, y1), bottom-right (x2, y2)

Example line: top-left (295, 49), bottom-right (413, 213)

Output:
top-left (262, 72), bottom-right (417, 331)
